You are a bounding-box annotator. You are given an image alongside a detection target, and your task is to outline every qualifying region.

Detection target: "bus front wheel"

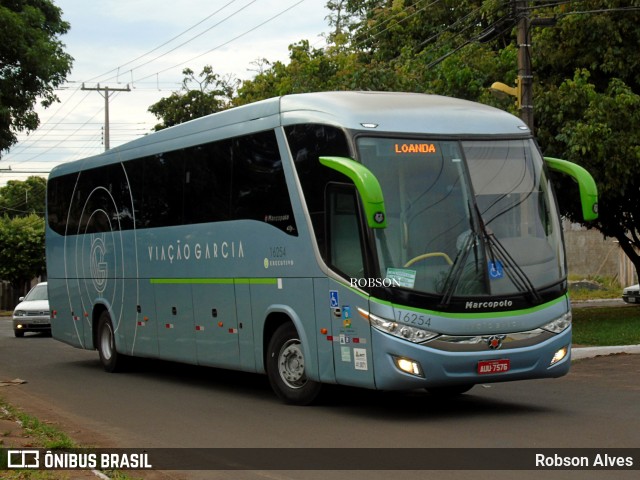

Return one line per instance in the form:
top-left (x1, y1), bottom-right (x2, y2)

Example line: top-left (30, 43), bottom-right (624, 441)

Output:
top-left (266, 323), bottom-right (321, 405)
top-left (97, 311), bottom-right (127, 373)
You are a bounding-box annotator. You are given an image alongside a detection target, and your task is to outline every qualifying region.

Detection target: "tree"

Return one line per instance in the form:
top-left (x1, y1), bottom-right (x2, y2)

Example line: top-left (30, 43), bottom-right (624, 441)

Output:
top-left (148, 66), bottom-right (238, 130)
top-left (0, 177), bottom-right (47, 296)
top-left (236, 1), bottom-right (518, 102)
top-left (0, 176), bottom-right (47, 218)
top-left (0, 0), bottom-right (73, 154)
top-left (232, 0), bottom-right (640, 279)
top-left (0, 214), bottom-right (45, 294)
top-left (532, 1), bottom-right (640, 277)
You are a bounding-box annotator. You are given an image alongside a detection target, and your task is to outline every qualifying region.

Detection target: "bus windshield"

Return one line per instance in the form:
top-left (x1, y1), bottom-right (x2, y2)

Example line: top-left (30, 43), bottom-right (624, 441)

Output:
top-left (358, 137), bottom-right (565, 300)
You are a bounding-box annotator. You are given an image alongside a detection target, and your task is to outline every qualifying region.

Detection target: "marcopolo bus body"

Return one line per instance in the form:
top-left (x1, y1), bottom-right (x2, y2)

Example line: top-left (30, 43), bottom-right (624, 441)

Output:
top-left (45, 92), bottom-right (598, 404)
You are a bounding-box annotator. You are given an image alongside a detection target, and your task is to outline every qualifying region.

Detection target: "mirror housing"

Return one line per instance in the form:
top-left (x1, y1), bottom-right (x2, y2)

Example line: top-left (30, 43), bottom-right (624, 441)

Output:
top-left (319, 156), bottom-right (387, 228)
top-left (545, 157), bottom-right (598, 222)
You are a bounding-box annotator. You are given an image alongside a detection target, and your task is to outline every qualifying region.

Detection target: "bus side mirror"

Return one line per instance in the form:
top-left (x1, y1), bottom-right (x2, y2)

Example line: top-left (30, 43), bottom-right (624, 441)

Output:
top-left (545, 157), bottom-right (598, 222)
top-left (319, 156), bottom-right (387, 228)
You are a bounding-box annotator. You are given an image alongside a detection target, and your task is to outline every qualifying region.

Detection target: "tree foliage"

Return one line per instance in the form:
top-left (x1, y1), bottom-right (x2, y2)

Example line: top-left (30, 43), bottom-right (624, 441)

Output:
top-left (0, 177), bottom-right (47, 290)
top-left (533, 0), bottom-right (640, 275)
top-left (0, 0), bottom-right (73, 154)
top-left (148, 66), bottom-right (238, 130)
top-left (0, 214), bottom-right (45, 290)
top-left (0, 176), bottom-right (47, 218)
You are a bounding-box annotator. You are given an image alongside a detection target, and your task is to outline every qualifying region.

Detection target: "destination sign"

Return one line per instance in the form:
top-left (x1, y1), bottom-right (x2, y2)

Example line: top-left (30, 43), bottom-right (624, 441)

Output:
top-left (394, 143), bottom-right (437, 154)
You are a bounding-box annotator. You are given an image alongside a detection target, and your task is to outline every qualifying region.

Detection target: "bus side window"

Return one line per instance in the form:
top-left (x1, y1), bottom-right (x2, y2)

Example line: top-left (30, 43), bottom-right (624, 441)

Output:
top-left (326, 184), bottom-right (365, 280)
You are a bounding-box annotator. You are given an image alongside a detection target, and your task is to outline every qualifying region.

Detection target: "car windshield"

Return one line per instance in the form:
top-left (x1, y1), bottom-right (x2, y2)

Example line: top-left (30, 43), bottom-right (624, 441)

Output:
top-left (358, 137), bottom-right (565, 300)
top-left (24, 284), bottom-right (48, 302)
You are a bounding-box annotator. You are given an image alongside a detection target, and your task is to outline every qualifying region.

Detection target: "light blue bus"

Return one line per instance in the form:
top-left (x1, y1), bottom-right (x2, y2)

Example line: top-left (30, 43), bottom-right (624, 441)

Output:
top-left (45, 92), bottom-right (598, 404)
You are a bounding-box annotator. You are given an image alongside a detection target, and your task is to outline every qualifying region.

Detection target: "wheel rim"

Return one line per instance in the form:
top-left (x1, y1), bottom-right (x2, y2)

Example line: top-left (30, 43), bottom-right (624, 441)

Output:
top-left (278, 339), bottom-right (307, 389)
top-left (100, 323), bottom-right (114, 361)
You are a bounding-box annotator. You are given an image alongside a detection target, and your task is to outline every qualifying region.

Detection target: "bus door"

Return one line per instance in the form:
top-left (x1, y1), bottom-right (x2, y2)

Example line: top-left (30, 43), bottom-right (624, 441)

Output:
top-left (154, 283), bottom-right (197, 364)
top-left (192, 282), bottom-right (240, 369)
top-left (326, 184), bottom-right (375, 388)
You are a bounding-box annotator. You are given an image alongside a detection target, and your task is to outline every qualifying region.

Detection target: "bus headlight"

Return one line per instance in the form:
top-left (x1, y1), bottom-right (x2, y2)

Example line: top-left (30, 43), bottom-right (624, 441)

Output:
top-left (358, 308), bottom-right (439, 344)
top-left (542, 312), bottom-right (572, 334)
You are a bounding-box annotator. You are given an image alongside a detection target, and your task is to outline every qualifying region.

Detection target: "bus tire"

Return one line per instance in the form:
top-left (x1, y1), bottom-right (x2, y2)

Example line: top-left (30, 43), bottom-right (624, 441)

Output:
top-left (266, 323), bottom-right (321, 405)
top-left (426, 384), bottom-right (474, 396)
top-left (97, 311), bottom-right (127, 373)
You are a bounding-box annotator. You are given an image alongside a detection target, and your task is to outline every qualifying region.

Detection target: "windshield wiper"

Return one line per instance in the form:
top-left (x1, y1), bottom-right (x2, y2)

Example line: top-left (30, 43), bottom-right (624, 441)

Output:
top-left (475, 203), bottom-right (543, 304)
top-left (439, 227), bottom-right (479, 307)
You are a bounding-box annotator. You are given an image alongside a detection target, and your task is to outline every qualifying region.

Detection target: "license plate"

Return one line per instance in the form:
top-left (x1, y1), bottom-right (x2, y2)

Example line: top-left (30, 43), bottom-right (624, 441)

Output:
top-left (629, 297), bottom-right (637, 303)
top-left (478, 359), bottom-right (510, 375)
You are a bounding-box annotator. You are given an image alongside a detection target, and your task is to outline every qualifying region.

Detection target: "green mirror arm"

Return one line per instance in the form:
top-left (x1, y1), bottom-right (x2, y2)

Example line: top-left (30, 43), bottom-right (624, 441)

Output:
top-left (545, 156), bottom-right (599, 221)
top-left (319, 156), bottom-right (387, 228)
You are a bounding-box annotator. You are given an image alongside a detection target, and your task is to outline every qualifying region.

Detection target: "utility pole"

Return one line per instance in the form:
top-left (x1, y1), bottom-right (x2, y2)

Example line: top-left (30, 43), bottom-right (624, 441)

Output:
top-left (81, 83), bottom-right (131, 151)
top-left (515, 0), bottom-right (534, 132)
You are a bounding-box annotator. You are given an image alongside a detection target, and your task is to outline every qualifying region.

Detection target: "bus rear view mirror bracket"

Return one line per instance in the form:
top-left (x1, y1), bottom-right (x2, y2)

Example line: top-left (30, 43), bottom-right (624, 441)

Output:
top-left (545, 157), bottom-right (598, 222)
top-left (319, 156), bottom-right (387, 229)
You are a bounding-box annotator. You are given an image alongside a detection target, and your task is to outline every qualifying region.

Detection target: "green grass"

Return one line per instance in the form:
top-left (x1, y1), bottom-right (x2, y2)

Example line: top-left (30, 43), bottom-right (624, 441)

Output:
top-left (0, 398), bottom-right (139, 479)
top-left (572, 306), bottom-right (640, 346)
top-left (0, 399), bottom-right (76, 450)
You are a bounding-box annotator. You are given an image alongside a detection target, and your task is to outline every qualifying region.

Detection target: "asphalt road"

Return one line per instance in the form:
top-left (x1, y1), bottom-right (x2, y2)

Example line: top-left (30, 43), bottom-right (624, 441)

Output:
top-left (0, 317), bottom-right (638, 480)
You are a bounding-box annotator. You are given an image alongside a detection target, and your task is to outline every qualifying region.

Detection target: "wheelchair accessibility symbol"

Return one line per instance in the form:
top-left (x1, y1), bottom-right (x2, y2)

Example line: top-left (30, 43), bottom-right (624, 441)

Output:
top-left (488, 260), bottom-right (504, 280)
top-left (329, 290), bottom-right (339, 308)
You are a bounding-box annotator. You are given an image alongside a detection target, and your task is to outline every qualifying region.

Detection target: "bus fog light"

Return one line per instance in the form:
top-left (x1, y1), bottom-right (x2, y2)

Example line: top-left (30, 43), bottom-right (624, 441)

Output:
top-left (550, 346), bottom-right (568, 366)
top-left (393, 356), bottom-right (424, 377)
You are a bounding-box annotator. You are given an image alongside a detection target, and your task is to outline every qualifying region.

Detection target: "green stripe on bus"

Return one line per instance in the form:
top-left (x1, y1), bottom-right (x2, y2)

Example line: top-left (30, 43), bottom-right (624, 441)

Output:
top-left (333, 279), bottom-right (567, 319)
top-left (150, 278), bottom-right (278, 285)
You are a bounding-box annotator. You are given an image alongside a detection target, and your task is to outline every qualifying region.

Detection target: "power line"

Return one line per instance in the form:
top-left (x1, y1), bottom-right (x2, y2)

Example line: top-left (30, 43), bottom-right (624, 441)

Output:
top-left (85, 0), bottom-right (243, 84)
top-left (135, 0), bottom-right (306, 83)
top-left (98, 0), bottom-right (260, 86)
top-left (1, 0), bottom-right (315, 168)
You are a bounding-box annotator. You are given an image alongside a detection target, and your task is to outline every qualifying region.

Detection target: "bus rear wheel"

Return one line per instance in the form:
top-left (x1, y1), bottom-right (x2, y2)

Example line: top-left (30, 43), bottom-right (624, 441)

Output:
top-left (267, 323), bottom-right (321, 405)
top-left (97, 311), bottom-right (127, 373)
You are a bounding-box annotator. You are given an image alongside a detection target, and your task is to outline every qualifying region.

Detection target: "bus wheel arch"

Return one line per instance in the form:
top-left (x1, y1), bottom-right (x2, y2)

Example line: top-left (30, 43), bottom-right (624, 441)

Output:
top-left (264, 315), bottom-right (321, 405)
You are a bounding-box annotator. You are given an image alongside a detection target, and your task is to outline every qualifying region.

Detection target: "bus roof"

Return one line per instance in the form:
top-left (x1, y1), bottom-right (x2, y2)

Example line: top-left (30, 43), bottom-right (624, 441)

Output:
top-left (279, 91), bottom-right (530, 136)
top-left (49, 91), bottom-right (530, 178)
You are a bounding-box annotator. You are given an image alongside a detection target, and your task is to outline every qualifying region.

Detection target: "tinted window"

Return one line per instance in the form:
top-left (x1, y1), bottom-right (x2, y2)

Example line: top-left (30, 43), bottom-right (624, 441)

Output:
top-left (184, 140), bottom-right (232, 224)
top-left (48, 130), bottom-right (297, 236)
top-left (285, 124), bottom-right (351, 259)
top-left (48, 163), bottom-right (135, 235)
top-left (233, 130), bottom-right (296, 234)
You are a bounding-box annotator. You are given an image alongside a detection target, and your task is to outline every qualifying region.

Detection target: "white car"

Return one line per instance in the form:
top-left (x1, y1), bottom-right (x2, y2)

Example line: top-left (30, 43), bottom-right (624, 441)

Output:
top-left (622, 284), bottom-right (640, 304)
top-left (12, 282), bottom-right (51, 337)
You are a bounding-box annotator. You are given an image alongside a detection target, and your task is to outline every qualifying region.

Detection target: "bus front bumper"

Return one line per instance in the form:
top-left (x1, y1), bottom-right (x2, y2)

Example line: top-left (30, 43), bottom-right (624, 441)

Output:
top-left (371, 326), bottom-right (572, 391)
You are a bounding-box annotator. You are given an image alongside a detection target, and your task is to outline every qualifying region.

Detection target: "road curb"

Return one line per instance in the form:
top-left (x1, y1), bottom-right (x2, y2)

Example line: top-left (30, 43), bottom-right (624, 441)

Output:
top-left (572, 344), bottom-right (640, 360)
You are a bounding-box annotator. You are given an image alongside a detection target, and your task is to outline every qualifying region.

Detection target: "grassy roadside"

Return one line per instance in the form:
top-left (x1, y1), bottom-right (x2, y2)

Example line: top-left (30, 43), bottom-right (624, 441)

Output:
top-left (0, 399), bottom-right (135, 480)
top-left (568, 276), bottom-right (640, 346)
top-left (572, 305), bottom-right (640, 346)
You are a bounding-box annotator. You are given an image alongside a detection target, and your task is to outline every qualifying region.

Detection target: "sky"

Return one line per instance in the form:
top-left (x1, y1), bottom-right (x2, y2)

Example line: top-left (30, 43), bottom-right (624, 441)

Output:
top-left (0, 0), bottom-right (331, 186)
